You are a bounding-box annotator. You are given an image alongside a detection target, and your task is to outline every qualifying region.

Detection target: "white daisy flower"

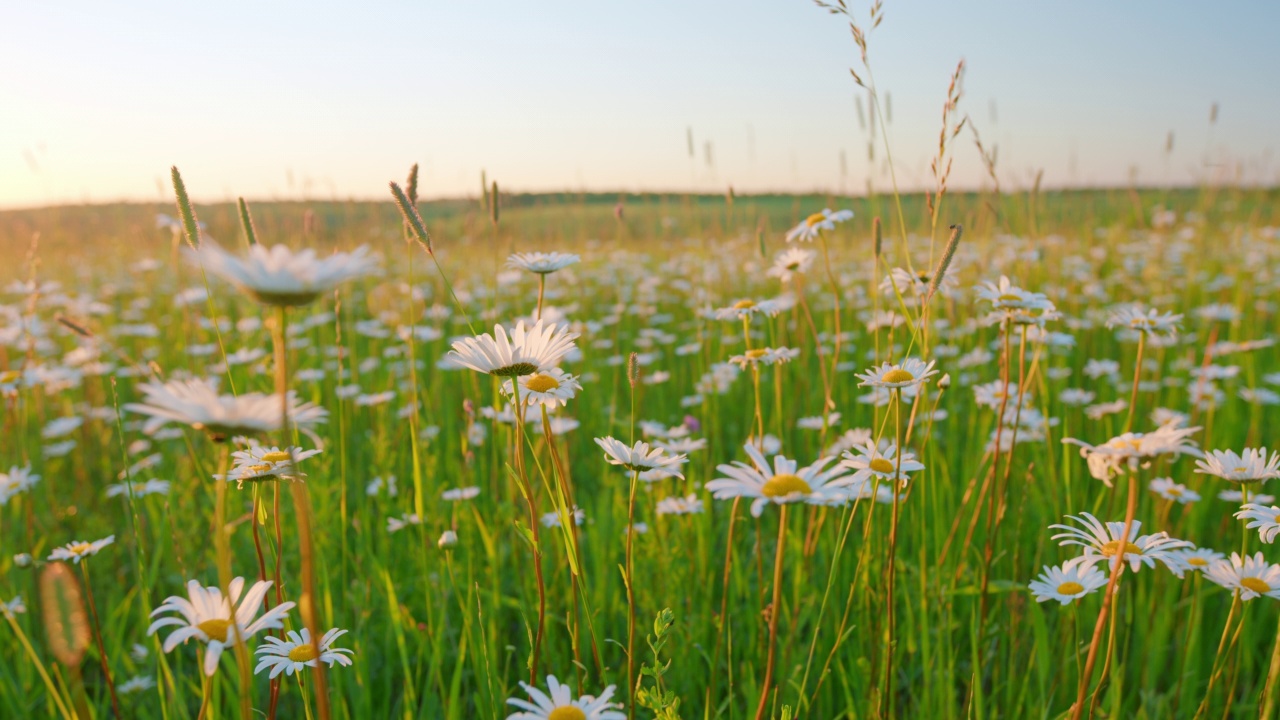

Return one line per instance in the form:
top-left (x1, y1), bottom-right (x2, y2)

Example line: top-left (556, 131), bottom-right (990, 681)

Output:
top-left (1195, 448), bottom-right (1280, 484)
top-left (1235, 503), bottom-right (1280, 543)
top-left (254, 627), bottom-right (354, 679)
top-left (442, 486), bottom-right (481, 502)
top-left (1170, 547), bottom-right (1226, 574)
top-left (594, 437), bottom-right (686, 479)
top-left (193, 241), bottom-right (379, 307)
top-left (1220, 490), bottom-right (1275, 505)
top-left (1028, 558), bottom-right (1109, 605)
top-left (147, 577), bottom-right (295, 676)
top-left (840, 441), bottom-right (924, 486)
top-left (0, 465), bottom-right (40, 505)
top-left (541, 507), bottom-right (585, 528)
top-left (784, 208), bottom-right (854, 242)
top-left (1205, 552), bottom-right (1280, 600)
top-left (767, 247), bottom-right (816, 283)
top-left (975, 276), bottom-right (1046, 310)
top-left (448, 320), bottom-right (579, 378)
top-left (854, 358), bottom-right (939, 390)
top-left (1148, 477), bottom-right (1199, 504)
top-left (705, 443), bottom-right (852, 517)
top-left (220, 446), bottom-right (321, 487)
top-left (729, 346), bottom-right (798, 368)
top-left (505, 674), bottom-right (625, 720)
top-left (48, 535), bottom-right (115, 564)
top-left (881, 266), bottom-right (959, 298)
top-left (118, 676), bottom-right (156, 694)
top-left (1106, 305), bottom-right (1182, 337)
top-left (1062, 424), bottom-right (1203, 486)
top-left (656, 493), bottom-right (704, 516)
top-left (1, 595), bottom-right (26, 618)
top-left (503, 367), bottom-right (582, 407)
top-left (125, 377), bottom-right (327, 438)
top-left (1049, 512), bottom-right (1191, 576)
top-left (712, 296), bottom-right (794, 321)
top-left (507, 251), bottom-right (580, 275)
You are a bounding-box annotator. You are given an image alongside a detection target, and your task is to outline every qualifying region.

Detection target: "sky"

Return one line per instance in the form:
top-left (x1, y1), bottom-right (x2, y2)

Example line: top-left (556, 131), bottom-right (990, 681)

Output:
top-left (2, 0), bottom-right (1278, 209)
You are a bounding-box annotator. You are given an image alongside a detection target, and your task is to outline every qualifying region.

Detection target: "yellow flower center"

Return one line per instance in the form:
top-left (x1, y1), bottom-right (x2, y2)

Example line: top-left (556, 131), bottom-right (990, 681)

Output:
top-left (761, 473), bottom-right (812, 498)
top-left (1056, 581), bottom-right (1085, 595)
top-left (246, 464), bottom-right (273, 475)
top-left (997, 293), bottom-right (1022, 302)
top-left (525, 374), bottom-right (561, 393)
top-left (733, 299), bottom-right (756, 310)
top-left (197, 619), bottom-right (233, 643)
top-left (67, 542), bottom-right (93, 556)
top-left (881, 369), bottom-right (914, 384)
top-left (1167, 487), bottom-right (1183, 497)
top-left (288, 643), bottom-right (319, 663)
top-left (745, 349), bottom-right (769, 360)
top-left (804, 212), bottom-right (827, 227)
top-left (868, 458), bottom-right (896, 474)
top-left (0, 370), bottom-right (18, 383)
top-left (1188, 557), bottom-right (1208, 567)
top-left (548, 707), bottom-right (587, 720)
top-left (260, 451), bottom-right (292, 463)
top-left (1099, 540), bottom-right (1142, 557)
top-left (1242, 577), bottom-right (1272, 595)
top-left (1234, 467), bottom-right (1249, 474)
top-left (6, 480), bottom-right (21, 491)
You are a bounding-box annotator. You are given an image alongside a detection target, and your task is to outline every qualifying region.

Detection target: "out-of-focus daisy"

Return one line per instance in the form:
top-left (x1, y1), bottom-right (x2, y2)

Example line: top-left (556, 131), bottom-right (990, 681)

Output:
top-left (387, 514), bottom-right (422, 533)
top-left (106, 479), bottom-right (171, 499)
top-left (1062, 424), bottom-right (1202, 486)
top-left (1221, 489), bottom-right (1275, 505)
top-left (1195, 448), bottom-right (1280, 484)
top-left (656, 493), bottom-right (704, 516)
top-left (729, 346), bottom-right (797, 369)
top-left (0, 465), bottom-right (40, 505)
top-left (125, 378), bottom-right (327, 438)
top-left (855, 358), bottom-right (939, 390)
top-left (220, 446), bottom-right (321, 487)
top-left (975, 276), bottom-right (1046, 310)
top-left (1149, 477), bottom-right (1199, 504)
top-left (1106, 305), bottom-right (1182, 337)
top-left (48, 536), bottom-right (115, 564)
top-left (442, 486), bottom-right (481, 502)
top-left (505, 674), bottom-right (625, 720)
top-left (254, 627), bottom-right (354, 679)
top-left (194, 241), bottom-right (379, 306)
top-left (504, 367), bottom-right (582, 407)
top-left (448, 320), bottom-right (579, 378)
top-left (594, 437), bottom-right (686, 479)
top-left (797, 412), bottom-right (840, 430)
top-left (712, 296), bottom-right (793, 321)
top-left (767, 247), bottom-right (816, 283)
top-left (1170, 547), bottom-right (1225, 574)
top-left (1050, 512), bottom-right (1190, 576)
top-left (881, 266), bottom-right (958, 298)
top-left (785, 208), bottom-right (854, 242)
top-left (1, 595), bottom-right (26, 617)
top-left (147, 577), bottom-right (295, 676)
top-left (705, 443), bottom-right (852, 517)
top-left (1028, 558), bottom-right (1109, 605)
top-left (1235, 503), bottom-right (1280, 543)
top-left (437, 530), bottom-right (458, 548)
top-left (1205, 552), bottom-right (1280, 600)
top-left (507, 251), bottom-right (580, 275)
top-left (118, 676), bottom-right (156, 694)
top-left (541, 507), bottom-right (585, 528)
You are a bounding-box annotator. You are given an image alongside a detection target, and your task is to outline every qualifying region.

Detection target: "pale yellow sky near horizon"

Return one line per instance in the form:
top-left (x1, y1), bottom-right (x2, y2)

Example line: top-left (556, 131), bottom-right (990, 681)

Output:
top-left (2, 1), bottom-right (1278, 210)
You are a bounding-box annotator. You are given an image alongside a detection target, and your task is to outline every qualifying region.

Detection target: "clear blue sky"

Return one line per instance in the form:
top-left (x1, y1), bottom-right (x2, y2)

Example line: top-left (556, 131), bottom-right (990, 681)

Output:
top-left (2, 0), bottom-right (1277, 208)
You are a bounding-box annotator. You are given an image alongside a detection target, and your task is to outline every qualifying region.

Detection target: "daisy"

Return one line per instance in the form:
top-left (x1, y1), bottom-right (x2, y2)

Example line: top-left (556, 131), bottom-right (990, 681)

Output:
top-left (541, 507), bottom-right (586, 528)
top-left (712, 296), bottom-right (793, 321)
top-left (448, 320), bottom-right (579, 378)
top-left (767, 247), bottom-right (816, 283)
top-left (442, 486), bottom-right (481, 502)
top-left (1106, 306), bottom-right (1182, 337)
top-left (505, 674), bottom-right (625, 720)
top-left (975, 276), bottom-right (1046, 310)
top-left (1195, 448), bottom-right (1280, 484)
top-left (220, 446), bottom-right (321, 487)
top-left (705, 443), bottom-right (852, 517)
top-left (729, 346), bottom-right (798, 368)
top-left (106, 479), bottom-right (171, 499)
top-left (125, 377), bottom-right (327, 438)
top-left (193, 241), bottom-right (379, 306)
top-left (147, 577), bottom-right (295, 676)
top-left (254, 627), bottom-right (354, 679)
top-left (785, 208), bottom-right (854, 242)
top-left (1235, 503), bottom-right (1280, 543)
top-left (594, 437), bottom-right (686, 479)
top-left (438, 530), bottom-right (458, 548)
top-left (118, 676), bottom-right (156, 694)
top-left (1, 595), bottom-right (26, 618)
top-left (1170, 547), bottom-right (1225, 574)
top-left (854, 358), bottom-right (939, 390)
top-left (1062, 424), bottom-right (1202, 486)
top-left (387, 514), bottom-right (422, 533)
top-left (653, 436), bottom-right (707, 454)
top-left (503, 367), bottom-right (582, 407)
top-left (1221, 489), bottom-right (1276, 505)
top-left (1205, 552), bottom-right (1280, 600)
top-left (1028, 558), bottom-right (1109, 605)
top-left (656, 493), bottom-right (704, 516)
top-left (48, 536), bottom-right (115, 564)
top-left (840, 441), bottom-right (924, 486)
top-left (1049, 512), bottom-right (1191, 576)
top-left (880, 266), bottom-right (959, 298)
top-left (1149, 477), bottom-right (1199, 504)
top-left (0, 465), bottom-right (40, 505)
top-left (507, 252), bottom-right (580, 275)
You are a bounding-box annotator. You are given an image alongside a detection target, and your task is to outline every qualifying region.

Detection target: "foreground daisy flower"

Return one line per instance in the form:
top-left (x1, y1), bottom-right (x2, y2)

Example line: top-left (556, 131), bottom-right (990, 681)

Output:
top-left (194, 241), bottom-right (379, 306)
top-left (125, 378), bottom-right (328, 438)
top-left (503, 367), bottom-right (582, 407)
top-left (220, 446), bottom-right (322, 487)
top-left (448, 320), bottom-right (579, 378)
top-left (1235, 503), bottom-right (1280, 543)
top-left (505, 674), bottom-right (625, 720)
top-left (1049, 512), bottom-right (1191, 576)
top-left (705, 443), bottom-right (852, 517)
top-left (507, 251), bottom-right (580, 275)
top-left (1195, 448), bottom-right (1280, 484)
top-left (254, 627), bottom-right (354, 678)
top-left (1029, 558), bottom-right (1109, 605)
top-left (840, 441), bottom-right (924, 486)
top-left (594, 437), bottom-right (687, 479)
top-left (1149, 477), bottom-right (1199, 504)
top-left (1171, 547), bottom-right (1226, 574)
top-left (784, 208), bottom-right (854, 242)
top-left (1205, 552), bottom-right (1280, 600)
top-left (854, 358), bottom-right (939, 390)
top-left (1062, 424), bottom-right (1202, 486)
top-left (48, 535), bottom-right (114, 564)
top-left (147, 577), bottom-right (294, 676)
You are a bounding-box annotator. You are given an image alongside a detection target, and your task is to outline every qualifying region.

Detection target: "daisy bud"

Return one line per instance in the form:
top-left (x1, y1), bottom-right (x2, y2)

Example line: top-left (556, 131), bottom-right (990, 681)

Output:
top-left (938, 373), bottom-right (951, 390)
top-left (437, 530), bottom-right (458, 549)
top-left (13, 553), bottom-right (32, 568)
